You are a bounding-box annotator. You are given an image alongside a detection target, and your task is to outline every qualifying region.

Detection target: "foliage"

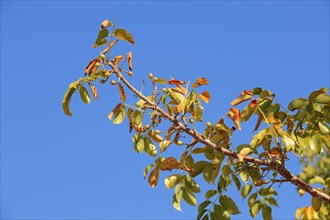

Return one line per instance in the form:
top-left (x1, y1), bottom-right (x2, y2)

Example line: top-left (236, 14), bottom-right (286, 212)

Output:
top-left (62, 19), bottom-right (330, 220)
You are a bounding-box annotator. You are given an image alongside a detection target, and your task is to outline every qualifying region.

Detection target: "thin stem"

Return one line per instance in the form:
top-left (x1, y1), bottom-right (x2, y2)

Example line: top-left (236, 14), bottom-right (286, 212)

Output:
top-left (107, 61), bottom-right (330, 204)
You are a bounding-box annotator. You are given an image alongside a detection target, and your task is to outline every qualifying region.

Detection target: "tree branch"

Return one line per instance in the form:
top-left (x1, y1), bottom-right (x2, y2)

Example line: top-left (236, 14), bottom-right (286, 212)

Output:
top-left (108, 62), bottom-right (330, 204)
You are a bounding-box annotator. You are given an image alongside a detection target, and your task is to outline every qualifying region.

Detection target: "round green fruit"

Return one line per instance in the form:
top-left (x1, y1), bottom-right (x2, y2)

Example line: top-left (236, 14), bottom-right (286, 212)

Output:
top-left (110, 80), bottom-right (117, 85)
top-left (148, 73), bottom-right (153, 79)
top-left (189, 119), bottom-right (194, 124)
top-left (206, 122), bottom-right (212, 127)
top-left (177, 141), bottom-right (183, 146)
top-left (99, 53), bottom-right (106, 60)
top-left (128, 71), bottom-right (133, 76)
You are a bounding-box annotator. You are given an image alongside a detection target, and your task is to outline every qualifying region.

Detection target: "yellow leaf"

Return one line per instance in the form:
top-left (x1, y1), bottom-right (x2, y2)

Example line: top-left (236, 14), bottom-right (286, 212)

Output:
top-left (304, 206), bottom-right (314, 220)
top-left (237, 147), bottom-right (252, 162)
top-left (230, 90), bottom-right (254, 106)
top-left (199, 91), bottom-right (210, 103)
top-left (118, 83), bottom-right (126, 102)
top-left (108, 103), bottom-right (121, 120)
top-left (227, 108), bottom-right (241, 130)
top-left (192, 77), bottom-right (208, 89)
top-left (126, 51), bottom-right (133, 71)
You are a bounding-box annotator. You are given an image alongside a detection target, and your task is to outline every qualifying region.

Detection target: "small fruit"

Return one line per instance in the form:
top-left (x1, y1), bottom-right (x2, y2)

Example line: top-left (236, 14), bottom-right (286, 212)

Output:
top-left (215, 124), bottom-right (221, 129)
top-left (152, 77), bottom-right (158, 82)
top-left (177, 141), bottom-right (183, 146)
top-left (155, 129), bottom-right (160, 134)
top-left (189, 119), bottom-right (194, 124)
top-left (99, 53), bottom-right (106, 60)
top-left (162, 88), bottom-right (167, 93)
top-left (110, 80), bottom-right (116, 85)
top-left (148, 73), bottom-right (153, 79)
top-left (128, 71), bottom-right (133, 76)
top-left (206, 122), bottom-right (212, 127)
top-left (94, 62), bottom-right (101, 67)
top-left (144, 124), bottom-right (150, 129)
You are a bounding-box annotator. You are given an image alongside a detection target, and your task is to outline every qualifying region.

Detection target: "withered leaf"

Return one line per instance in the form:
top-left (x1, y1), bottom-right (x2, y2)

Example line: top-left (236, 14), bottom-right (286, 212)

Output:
top-left (148, 168), bottom-right (160, 188)
top-left (118, 83), bottom-right (126, 103)
top-left (101, 19), bottom-right (112, 29)
top-left (254, 113), bottom-right (263, 132)
top-left (85, 58), bottom-right (100, 76)
top-left (231, 90), bottom-right (254, 106)
top-left (192, 77), bottom-right (208, 89)
top-left (108, 103), bottom-right (122, 120)
top-left (88, 82), bottom-right (98, 100)
top-left (160, 157), bottom-right (180, 171)
top-left (199, 91), bottom-right (211, 103)
top-left (168, 77), bottom-right (186, 85)
top-left (114, 28), bottom-right (135, 45)
top-left (112, 55), bottom-right (123, 69)
top-left (126, 51), bottom-right (133, 71)
top-left (227, 108), bottom-right (241, 130)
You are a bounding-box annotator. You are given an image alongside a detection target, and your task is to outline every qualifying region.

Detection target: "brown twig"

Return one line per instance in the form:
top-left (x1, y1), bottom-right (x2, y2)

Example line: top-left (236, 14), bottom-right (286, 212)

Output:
top-left (108, 61), bottom-right (330, 204)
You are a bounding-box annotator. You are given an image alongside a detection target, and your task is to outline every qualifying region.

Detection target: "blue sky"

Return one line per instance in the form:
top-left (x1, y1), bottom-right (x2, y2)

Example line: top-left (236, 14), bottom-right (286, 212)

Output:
top-left (1, 1), bottom-right (329, 219)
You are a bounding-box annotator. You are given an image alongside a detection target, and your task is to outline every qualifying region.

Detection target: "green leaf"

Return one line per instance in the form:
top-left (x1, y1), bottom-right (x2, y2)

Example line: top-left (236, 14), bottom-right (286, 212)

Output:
top-left (193, 105), bottom-right (203, 122)
top-left (248, 193), bottom-right (257, 208)
top-left (114, 28), bottom-right (135, 45)
top-left (309, 88), bottom-right (328, 101)
top-left (62, 86), bottom-right (77, 116)
top-left (192, 161), bottom-right (209, 177)
top-left (258, 187), bottom-right (278, 197)
top-left (113, 104), bottom-right (126, 124)
top-left (240, 184), bottom-right (252, 199)
top-left (310, 134), bottom-right (322, 153)
top-left (97, 29), bottom-right (109, 39)
top-left (259, 90), bottom-right (273, 99)
top-left (182, 186), bottom-right (197, 206)
top-left (144, 138), bottom-right (157, 157)
top-left (135, 137), bottom-right (145, 153)
top-left (219, 195), bottom-right (240, 215)
top-left (318, 122), bottom-right (330, 134)
top-left (155, 78), bottom-right (167, 85)
top-left (232, 173), bottom-right (241, 191)
top-left (159, 140), bottom-right (172, 153)
top-left (143, 164), bottom-right (154, 179)
top-left (282, 135), bottom-right (296, 152)
top-left (250, 201), bottom-right (261, 218)
top-left (313, 93), bottom-right (330, 104)
top-left (185, 155), bottom-right (194, 170)
top-left (79, 86), bottom-right (91, 104)
top-left (263, 197), bottom-right (279, 207)
top-left (205, 190), bottom-right (218, 200)
top-left (132, 110), bottom-right (143, 129)
top-left (184, 175), bottom-right (200, 193)
top-left (312, 197), bottom-right (322, 212)
top-left (198, 200), bottom-right (211, 219)
top-left (203, 163), bottom-right (213, 183)
top-left (165, 174), bottom-right (183, 189)
top-left (251, 87), bottom-right (262, 95)
top-left (288, 98), bottom-right (309, 111)
top-left (93, 38), bottom-right (107, 48)
top-left (173, 185), bottom-right (183, 211)
top-left (261, 204), bottom-right (273, 220)
top-left (240, 172), bottom-right (248, 183)
top-left (241, 103), bottom-right (257, 122)
top-left (309, 176), bottom-right (325, 185)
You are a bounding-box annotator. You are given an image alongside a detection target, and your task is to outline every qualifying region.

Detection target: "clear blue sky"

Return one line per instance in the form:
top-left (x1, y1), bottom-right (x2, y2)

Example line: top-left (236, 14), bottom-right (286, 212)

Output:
top-left (1, 1), bottom-right (329, 219)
